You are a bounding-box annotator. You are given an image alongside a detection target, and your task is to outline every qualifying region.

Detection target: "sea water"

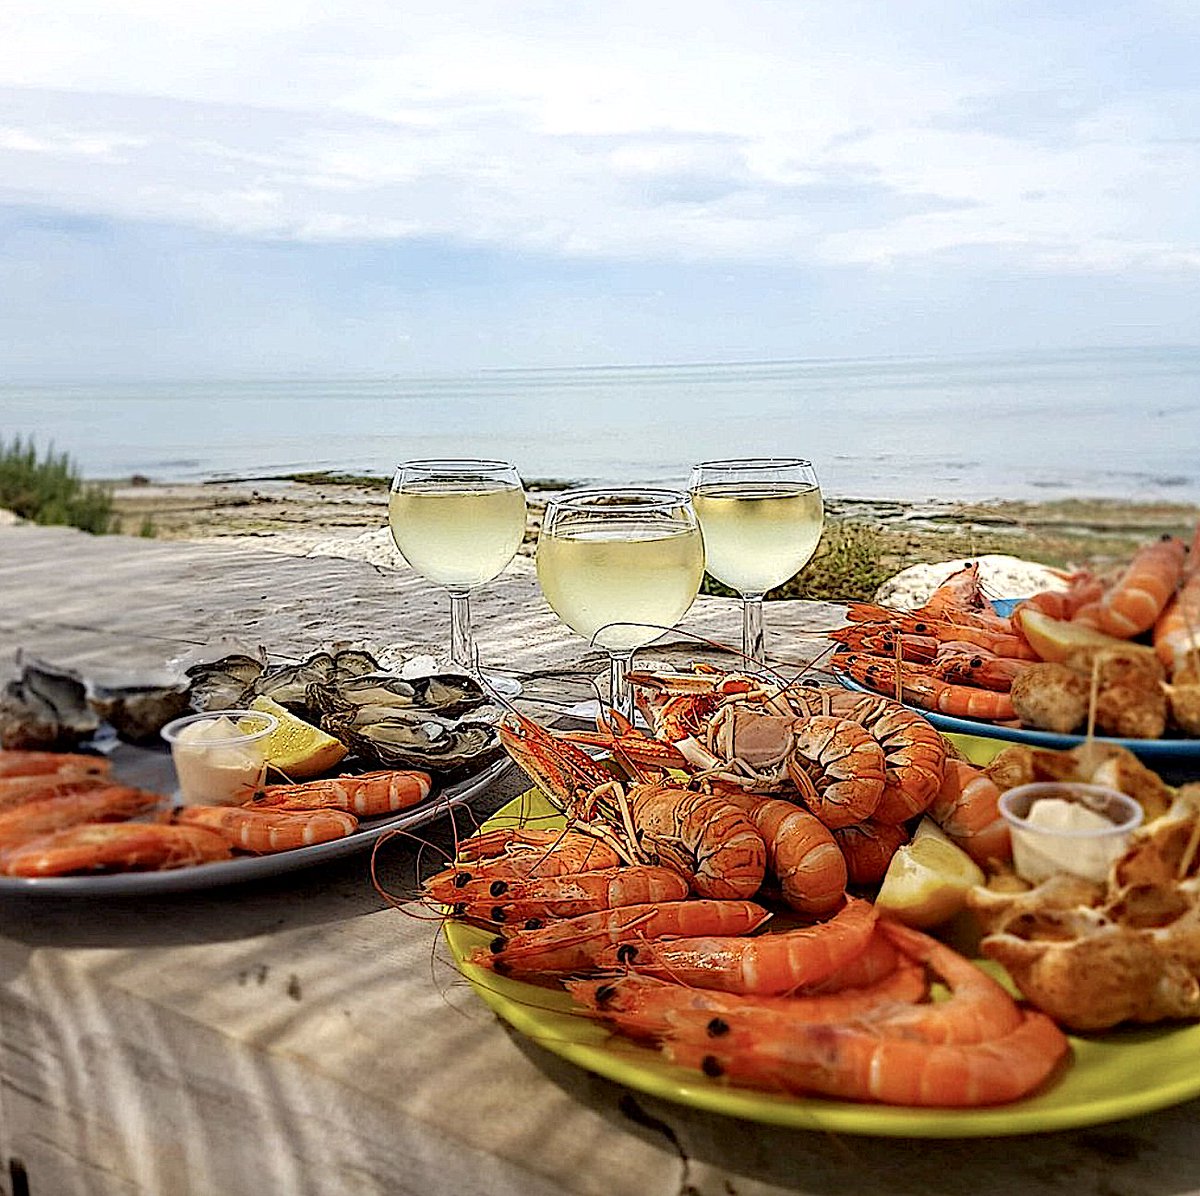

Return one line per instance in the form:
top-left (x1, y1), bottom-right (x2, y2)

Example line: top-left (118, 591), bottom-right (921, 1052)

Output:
top-left (1, 346), bottom-right (1197, 502)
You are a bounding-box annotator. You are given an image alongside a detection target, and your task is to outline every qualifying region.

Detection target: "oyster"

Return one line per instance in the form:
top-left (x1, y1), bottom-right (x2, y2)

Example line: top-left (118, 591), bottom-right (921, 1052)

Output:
top-left (0, 654), bottom-right (101, 750)
top-left (88, 682), bottom-right (190, 743)
top-left (325, 709), bottom-right (502, 777)
top-left (311, 671), bottom-right (488, 722)
top-left (195, 647), bottom-right (387, 720)
top-left (185, 653), bottom-right (266, 712)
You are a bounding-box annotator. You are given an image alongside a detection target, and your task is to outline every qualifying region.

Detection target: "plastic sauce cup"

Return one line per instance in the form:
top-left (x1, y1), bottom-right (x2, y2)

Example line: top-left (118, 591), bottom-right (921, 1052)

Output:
top-left (998, 782), bottom-right (1144, 885)
top-left (161, 709), bottom-right (278, 806)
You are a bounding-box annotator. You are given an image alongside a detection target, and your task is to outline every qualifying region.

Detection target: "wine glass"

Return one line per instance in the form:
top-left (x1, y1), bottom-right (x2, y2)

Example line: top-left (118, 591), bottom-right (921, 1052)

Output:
top-left (688, 457), bottom-right (823, 667)
top-left (388, 459), bottom-right (526, 690)
top-left (536, 488), bottom-right (705, 720)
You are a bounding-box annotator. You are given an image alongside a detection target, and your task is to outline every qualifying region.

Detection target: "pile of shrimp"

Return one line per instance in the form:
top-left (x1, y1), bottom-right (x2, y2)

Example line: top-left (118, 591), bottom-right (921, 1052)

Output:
top-left (417, 709), bottom-right (1072, 1106)
top-left (829, 521), bottom-right (1200, 738)
top-left (429, 822), bottom-right (1069, 1106)
top-left (0, 746), bottom-right (434, 876)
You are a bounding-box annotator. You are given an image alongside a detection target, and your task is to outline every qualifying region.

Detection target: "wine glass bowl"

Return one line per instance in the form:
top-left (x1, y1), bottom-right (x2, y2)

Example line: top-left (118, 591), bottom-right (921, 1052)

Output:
top-left (388, 458), bottom-right (526, 680)
top-left (688, 457), bottom-right (823, 665)
top-left (536, 487), bottom-right (705, 717)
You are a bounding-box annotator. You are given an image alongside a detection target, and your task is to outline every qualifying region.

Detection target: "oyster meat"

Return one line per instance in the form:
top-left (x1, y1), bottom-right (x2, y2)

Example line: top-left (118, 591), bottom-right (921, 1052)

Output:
top-left (325, 710), bottom-right (502, 777)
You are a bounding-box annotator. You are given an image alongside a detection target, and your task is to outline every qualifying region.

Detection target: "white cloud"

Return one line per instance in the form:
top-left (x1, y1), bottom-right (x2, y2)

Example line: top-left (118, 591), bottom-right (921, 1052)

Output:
top-left (0, 1), bottom-right (1197, 272)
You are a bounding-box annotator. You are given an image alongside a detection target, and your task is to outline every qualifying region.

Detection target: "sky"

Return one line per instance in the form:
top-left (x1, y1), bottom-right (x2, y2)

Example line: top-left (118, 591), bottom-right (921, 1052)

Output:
top-left (1, 0), bottom-right (1198, 377)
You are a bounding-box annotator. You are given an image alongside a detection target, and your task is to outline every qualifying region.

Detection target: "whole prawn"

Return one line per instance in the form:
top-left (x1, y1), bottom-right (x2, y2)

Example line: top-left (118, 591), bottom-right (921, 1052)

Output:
top-left (1078, 534), bottom-right (1187, 639)
top-left (476, 899), bottom-right (771, 979)
top-left (594, 896), bottom-right (878, 995)
top-left (566, 961), bottom-right (929, 1043)
top-left (1, 822), bottom-right (233, 877)
top-left (436, 864), bottom-right (690, 927)
top-left (666, 1008), bottom-right (1069, 1107)
top-left (177, 806), bottom-right (358, 852)
top-left (839, 654), bottom-right (1017, 722)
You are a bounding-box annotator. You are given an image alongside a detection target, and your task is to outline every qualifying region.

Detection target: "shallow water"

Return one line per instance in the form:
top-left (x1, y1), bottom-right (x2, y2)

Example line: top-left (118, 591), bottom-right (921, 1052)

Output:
top-left (3, 345), bottom-right (1197, 502)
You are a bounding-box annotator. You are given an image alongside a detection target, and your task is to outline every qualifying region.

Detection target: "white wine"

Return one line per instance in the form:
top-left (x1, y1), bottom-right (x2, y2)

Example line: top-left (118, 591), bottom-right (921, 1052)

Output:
top-left (389, 483), bottom-right (526, 589)
top-left (691, 482), bottom-right (823, 593)
top-left (537, 523), bottom-right (705, 652)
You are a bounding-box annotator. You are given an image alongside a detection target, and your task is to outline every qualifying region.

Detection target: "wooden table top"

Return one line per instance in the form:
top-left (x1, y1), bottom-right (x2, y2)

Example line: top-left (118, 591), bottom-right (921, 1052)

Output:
top-left (2, 523), bottom-right (1200, 1196)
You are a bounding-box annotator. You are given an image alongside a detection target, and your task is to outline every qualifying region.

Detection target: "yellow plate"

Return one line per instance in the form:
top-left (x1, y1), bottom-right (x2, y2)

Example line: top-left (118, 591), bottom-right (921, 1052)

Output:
top-left (443, 735), bottom-right (1200, 1137)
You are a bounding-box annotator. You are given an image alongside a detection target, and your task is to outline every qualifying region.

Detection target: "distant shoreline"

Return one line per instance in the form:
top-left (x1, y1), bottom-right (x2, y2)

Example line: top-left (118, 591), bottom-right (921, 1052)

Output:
top-left (93, 474), bottom-right (1200, 582)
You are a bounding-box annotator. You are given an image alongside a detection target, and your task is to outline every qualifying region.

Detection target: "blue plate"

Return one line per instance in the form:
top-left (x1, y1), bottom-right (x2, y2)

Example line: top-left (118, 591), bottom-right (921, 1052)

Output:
top-left (835, 592), bottom-right (1198, 768)
top-left (832, 668), bottom-right (1200, 766)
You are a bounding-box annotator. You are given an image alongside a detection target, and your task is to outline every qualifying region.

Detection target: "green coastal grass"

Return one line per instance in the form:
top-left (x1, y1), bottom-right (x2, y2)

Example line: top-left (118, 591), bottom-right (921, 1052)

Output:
top-left (0, 437), bottom-right (119, 534)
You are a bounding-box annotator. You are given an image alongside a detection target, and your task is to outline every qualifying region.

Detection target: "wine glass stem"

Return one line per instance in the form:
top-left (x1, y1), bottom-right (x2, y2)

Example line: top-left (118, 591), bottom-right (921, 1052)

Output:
top-left (742, 593), bottom-right (766, 665)
top-left (448, 588), bottom-right (476, 673)
top-left (608, 649), bottom-right (635, 721)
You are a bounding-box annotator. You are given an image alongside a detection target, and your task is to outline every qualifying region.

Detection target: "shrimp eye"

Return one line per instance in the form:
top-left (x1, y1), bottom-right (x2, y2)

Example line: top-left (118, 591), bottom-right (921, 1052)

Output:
top-left (706, 1017), bottom-right (731, 1038)
top-left (452, 902), bottom-right (467, 917)
top-left (489, 880), bottom-right (508, 897)
top-left (616, 943), bottom-right (639, 964)
top-left (913, 622), bottom-right (928, 633)
top-left (701, 1055), bottom-right (724, 1078)
top-left (454, 872), bottom-right (472, 888)
top-left (523, 918), bottom-right (544, 930)
top-left (971, 656), bottom-right (984, 667)
top-left (489, 936), bottom-right (507, 954)
top-left (594, 984), bottom-right (617, 1007)
top-left (490, 908), bottom-right (507, 923)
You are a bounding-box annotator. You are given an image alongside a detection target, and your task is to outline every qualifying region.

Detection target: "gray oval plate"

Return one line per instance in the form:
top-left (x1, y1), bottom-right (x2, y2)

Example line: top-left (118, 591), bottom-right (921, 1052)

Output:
top-left (0, 758), bottom-right (511, 896)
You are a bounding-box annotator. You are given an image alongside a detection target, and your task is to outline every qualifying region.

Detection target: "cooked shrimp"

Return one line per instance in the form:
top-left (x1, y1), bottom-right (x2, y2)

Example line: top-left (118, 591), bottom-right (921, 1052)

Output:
top-left (177, 805), bottom-right (358, 853)
top-left (0, 750), bottom-right (110, 779)
top-left (1079, 535), bottom-right (1187, 639)
top-left (595, 896), bottom-right (877, 995)
top-left (0, 774), bottom-right (111, 812)
top-left (1154, 526), bottom-right (1200, 676)
top-left (724, 795), bottom-right (847, 915)
top-left (804, 926), bottom-right (901, 993)
top-left (870, 921), bottom-right (1023, 1044)
top-left (827, 624), bottom-right (940, 663)
top-left (833, 820), bottom-right (909, 885)
top-left (625, 783), bottom-right (767, 900)
top-left (1, 822), bottom-right (232, 877)
top-left (566, 961), bottom-right (929, 1043)
top-left (831, 694), bottom-right (946, 824)
top-left (926, 759), bottom-right (1010, 866)
top-left (0, 786), bottom-right (164, 850)
top-left (251, 768), bottom-right (433, 816)
top-left (932, 643), bottom-right (1033, 692)
top-left (435, 864), bottom-right (689, 926)
top-left (476, 899), bottom-right (771, 978)
top-left (788, 718), bottom-right (886, 828)
top-left (666, 1009), bottom-right (1069, 1106)
top-left (840, 654), bottom-right (1017, 722)
top-left (426, 831), bottom-right (626, 902)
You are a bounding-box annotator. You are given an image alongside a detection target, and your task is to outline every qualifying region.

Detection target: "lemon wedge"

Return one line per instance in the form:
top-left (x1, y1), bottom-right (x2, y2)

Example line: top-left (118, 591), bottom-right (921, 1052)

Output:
top-left (249, 696), bottom-right (347, 780)
top-left (875, 818), bottom-right (985, 929)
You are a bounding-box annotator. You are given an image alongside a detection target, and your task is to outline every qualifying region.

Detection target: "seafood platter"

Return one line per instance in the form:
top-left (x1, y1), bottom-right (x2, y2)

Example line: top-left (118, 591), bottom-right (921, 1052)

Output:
top-left (390, 522), bottom-right (1200, 1133)
top-left (0, 646), bottom-right (510, 893)
top-left (830, 523), bottom-right (1200, 759)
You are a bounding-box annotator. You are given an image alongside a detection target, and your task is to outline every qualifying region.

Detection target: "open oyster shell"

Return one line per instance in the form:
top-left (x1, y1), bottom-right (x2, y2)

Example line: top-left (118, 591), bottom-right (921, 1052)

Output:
top-left (0, 654), bottom-right (101, 750)
top-left (324, 710), bottom-right (502, 778)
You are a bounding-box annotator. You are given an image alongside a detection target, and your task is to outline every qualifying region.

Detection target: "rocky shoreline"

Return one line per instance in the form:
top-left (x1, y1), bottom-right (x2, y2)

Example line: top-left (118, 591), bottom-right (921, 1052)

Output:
top-left (97, 476), bottom-right (1197, 576)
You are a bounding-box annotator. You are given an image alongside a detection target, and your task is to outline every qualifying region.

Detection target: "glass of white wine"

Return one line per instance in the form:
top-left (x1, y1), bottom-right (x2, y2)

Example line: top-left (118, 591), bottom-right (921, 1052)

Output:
top-left (388, 459), bottom-right (526, 687)
top-left (688, 457), bottom-right (823, 667)
top-left (536, 488), bottom-right (705, 720)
